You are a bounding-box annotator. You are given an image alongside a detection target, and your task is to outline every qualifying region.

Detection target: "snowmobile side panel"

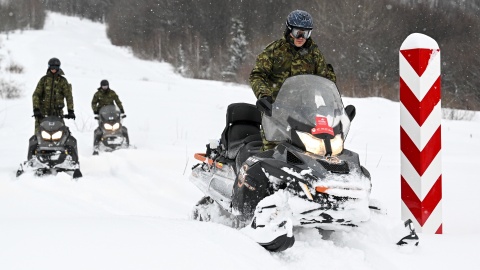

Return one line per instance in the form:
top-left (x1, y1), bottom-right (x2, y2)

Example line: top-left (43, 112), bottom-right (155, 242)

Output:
top-left (231, 162), bottom-right (270, 221)
top-left (27, 135), bottom-right (38, 160)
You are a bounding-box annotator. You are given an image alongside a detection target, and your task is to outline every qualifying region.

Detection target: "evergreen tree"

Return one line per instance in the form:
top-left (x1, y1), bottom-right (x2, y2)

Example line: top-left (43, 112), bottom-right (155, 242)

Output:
top-left (222, 17), bottom-right (248, 82)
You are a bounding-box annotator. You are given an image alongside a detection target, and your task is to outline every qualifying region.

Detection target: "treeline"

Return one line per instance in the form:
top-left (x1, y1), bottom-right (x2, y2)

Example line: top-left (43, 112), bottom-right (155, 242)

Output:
top-left (3, 0), bottom-right (480, 110)
top-left (0, 0), bottom-right (45, 31)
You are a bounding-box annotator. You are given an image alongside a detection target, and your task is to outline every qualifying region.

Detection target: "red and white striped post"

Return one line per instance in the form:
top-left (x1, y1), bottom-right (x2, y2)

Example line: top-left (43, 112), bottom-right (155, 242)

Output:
top-left (399, 33), bottom-right (442, 234)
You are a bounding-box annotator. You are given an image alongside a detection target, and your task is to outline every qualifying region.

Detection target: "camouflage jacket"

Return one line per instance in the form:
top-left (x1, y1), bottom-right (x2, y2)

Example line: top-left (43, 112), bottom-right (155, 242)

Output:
top-left (250, 36), bottom-right (336, 100)
top-left (91, 88), bottom-right (124, 113)
top-left (32, 69), bottom-right (73, 116)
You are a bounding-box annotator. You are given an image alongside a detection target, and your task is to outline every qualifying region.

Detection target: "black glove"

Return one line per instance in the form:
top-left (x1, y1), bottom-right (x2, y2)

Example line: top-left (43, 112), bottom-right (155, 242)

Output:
top-left (93, 110), bottom-right (99, 115)
top-left (120, 108), bottom-right (125, 114)
top-left (256, 96), bottom-right (273, 117)
top-left (66, 109), bottom-right (76, 120)
top-left (33, 108), bottom-right (43, 119)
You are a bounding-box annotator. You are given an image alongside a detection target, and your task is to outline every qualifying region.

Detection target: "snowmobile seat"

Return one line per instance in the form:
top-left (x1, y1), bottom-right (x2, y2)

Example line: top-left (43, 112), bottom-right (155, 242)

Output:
top-left (235, 134), bottom-right (263, 173)
top-left (220, 103), bottom-right (262, 161)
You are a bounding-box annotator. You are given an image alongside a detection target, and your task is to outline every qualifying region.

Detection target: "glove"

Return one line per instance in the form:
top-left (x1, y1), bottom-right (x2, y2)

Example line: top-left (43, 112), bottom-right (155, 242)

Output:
top-left (67, 109), bottom-right (76, 120)
top-left (93, 110), bottom-right (99, 115)
top-left (33, 108), bottom-right (43, 119)
top-left (120, 109), bottom-right (125, 114)
top-left (256, 96), bottom-right (273, 117)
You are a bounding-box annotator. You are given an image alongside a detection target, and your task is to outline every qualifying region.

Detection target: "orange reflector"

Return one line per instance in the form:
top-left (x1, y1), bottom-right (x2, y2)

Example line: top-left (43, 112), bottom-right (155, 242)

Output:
top-left (315, 186), bottom-right (329, 193)
top-left (193, 153), bottom-right (223, 169)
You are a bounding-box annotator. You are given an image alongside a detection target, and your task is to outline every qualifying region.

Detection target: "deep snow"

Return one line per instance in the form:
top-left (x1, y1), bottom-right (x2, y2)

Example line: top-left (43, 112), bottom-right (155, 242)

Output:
top-left (0, 13), bottom-right (479, 270)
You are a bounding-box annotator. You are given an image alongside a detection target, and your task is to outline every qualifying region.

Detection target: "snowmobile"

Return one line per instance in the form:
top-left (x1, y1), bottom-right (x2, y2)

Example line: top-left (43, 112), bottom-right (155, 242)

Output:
top-left (190, 75), bottom-right (418, 252)
top-left (17, 115), bottom-right (82, 179)
top-left (93, 105), bottom-right (129, 155)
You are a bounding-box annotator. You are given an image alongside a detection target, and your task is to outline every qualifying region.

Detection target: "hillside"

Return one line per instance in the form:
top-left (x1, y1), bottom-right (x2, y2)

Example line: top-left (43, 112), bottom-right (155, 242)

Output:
top-left (0, 13), bottom-right (479, 270)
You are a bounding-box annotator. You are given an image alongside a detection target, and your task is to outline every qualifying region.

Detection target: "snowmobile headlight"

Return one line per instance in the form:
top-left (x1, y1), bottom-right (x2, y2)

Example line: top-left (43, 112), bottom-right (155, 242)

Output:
top-left (51, 131), bottom-right (63, 141)
top-left (296, 131), bottom-right (344, 156)
top-left (41, 131), bottom-right (51, 140)
top-left (104, 123), bottom-right (113, 130)
top-left (330, 134), bottom-right (344, 156)
top-left (104, 123), bottom-right (120, 131)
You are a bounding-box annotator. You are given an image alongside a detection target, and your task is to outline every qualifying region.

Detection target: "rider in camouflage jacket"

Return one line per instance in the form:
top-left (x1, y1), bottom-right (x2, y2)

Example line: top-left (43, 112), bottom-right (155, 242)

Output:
top-left (32, 58), bottom-right (74, 132)
top-left (250, 36), bottom-right (336, 100)
top-left (91, 80), bottom-right (124, 114)
top-left (250, 10), bottom-right (336, 150)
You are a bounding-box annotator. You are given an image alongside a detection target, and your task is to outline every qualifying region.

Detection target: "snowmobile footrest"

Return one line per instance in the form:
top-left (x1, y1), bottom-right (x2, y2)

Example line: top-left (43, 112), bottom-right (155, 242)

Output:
top-left (396, 219), bottom-right (419, 246)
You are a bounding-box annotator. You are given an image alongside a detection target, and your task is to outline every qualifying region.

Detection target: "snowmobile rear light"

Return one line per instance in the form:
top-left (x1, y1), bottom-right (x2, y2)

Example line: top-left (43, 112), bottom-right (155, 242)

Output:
top-left (296, 131), bottom-right (343, 156)
top-left (104, 122), bottom-right (120, 131)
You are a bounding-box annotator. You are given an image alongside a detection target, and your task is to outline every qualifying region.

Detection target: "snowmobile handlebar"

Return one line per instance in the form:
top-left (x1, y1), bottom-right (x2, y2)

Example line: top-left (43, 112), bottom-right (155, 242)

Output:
top-left (32, 114), bottom-right (73, 120)
top-left (94, 114), bottom-right (126, 120)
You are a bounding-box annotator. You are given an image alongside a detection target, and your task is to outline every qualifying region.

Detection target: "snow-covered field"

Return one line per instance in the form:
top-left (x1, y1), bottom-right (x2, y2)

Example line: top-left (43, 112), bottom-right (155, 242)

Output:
top-left (0, 13), bottom-right (479, 270)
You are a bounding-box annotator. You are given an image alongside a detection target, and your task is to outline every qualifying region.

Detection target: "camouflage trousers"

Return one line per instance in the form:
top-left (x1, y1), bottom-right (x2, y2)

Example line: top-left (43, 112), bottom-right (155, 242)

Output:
top-left (260, 128), bottom-right (278, 151)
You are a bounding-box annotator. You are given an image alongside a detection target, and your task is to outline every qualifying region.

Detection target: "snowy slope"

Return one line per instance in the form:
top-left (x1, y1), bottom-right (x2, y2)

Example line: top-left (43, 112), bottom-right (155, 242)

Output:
top-left (0, 13), bottom-right (479, 270)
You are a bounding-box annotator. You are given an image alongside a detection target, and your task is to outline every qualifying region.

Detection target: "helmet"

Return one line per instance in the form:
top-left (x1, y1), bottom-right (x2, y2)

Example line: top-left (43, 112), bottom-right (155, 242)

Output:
top-left (286, 10), bottom-right (313, 30)
top-left (48, 57), bottom-right (61, 67)
top-left (100, 79), bottom-right (109, 87)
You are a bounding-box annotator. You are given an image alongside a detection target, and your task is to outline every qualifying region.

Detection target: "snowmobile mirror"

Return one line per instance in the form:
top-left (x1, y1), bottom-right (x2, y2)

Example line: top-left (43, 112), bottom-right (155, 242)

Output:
top-left (345, 105), bottom-right (356, 122)
top-left (94, 116), bottom-right (99, 120)
top-left (121, 114), bottom-right (127, 119)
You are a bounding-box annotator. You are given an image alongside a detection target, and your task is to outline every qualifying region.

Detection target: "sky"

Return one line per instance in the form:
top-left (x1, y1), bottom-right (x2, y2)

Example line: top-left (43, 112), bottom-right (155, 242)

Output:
top-left (0, 12), bottom-right (479, 270)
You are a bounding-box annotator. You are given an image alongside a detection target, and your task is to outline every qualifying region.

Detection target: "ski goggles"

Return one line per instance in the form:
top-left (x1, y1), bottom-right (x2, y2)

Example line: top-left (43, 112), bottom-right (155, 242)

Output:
top-left (291, 28), bottom-right (312, 39)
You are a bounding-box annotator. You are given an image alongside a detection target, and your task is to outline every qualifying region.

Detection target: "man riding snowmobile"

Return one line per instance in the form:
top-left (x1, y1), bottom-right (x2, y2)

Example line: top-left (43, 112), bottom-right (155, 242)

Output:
top-left (91, 80), bottom-right (129, 155)
top-left (17, 57), bottom-right (82, 179)
top-left (190, 75), bottom-right (372, 251)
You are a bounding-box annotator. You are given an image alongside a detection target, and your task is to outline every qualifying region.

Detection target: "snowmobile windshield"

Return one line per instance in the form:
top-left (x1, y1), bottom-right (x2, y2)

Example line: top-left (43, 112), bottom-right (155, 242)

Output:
top-left (98, 105), bottom-right (121, 123)
top-left (39, 116), bottom-right (65, 132)
top-left (263, 75), bottom-right (351, 144)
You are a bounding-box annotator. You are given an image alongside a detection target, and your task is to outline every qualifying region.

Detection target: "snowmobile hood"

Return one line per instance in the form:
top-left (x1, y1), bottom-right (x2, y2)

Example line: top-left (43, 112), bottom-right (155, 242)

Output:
top-left (262, 75), bottom-right (351, 143)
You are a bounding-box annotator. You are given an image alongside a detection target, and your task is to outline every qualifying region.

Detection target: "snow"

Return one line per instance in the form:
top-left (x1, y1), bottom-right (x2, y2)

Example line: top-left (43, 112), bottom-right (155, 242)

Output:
top-left (400, 33), bottom-right (439, 50)
top-left (0, 12), bottom-right (479, 270)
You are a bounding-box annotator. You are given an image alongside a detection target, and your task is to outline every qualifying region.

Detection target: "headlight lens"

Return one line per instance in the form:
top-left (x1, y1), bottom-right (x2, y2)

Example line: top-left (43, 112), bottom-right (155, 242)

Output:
top-left (41, 130), bottom-right (63, 141)
top-left (104, 123), bottom-right (120, 131)
top-left (51, 131), bottom-right (63, 141)
top-left (41, 131), bottom-right (51, 140)
top-left (330, 134), bottom-right (344, 155)
top-left (296, 131), bottom-right (344, 156)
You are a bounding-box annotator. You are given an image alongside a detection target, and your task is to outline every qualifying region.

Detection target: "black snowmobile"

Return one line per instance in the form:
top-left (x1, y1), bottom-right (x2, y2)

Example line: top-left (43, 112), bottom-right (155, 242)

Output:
top-left (17, 115), bottom-right (82, 179)
top-left (190, 75), bottom-right (376, 251)
top-left (93, 105), bottom-right (129, 155)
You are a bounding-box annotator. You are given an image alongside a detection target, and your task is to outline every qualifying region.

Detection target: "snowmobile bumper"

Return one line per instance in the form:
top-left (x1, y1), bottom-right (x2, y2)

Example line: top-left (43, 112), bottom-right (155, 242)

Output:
top-left (16, 154), bottom-right (82, 179)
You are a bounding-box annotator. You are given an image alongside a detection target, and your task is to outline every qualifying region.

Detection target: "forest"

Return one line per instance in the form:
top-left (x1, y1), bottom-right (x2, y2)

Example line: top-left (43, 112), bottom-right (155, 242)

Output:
top-left (1, 0), bottom-right (479, 110)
